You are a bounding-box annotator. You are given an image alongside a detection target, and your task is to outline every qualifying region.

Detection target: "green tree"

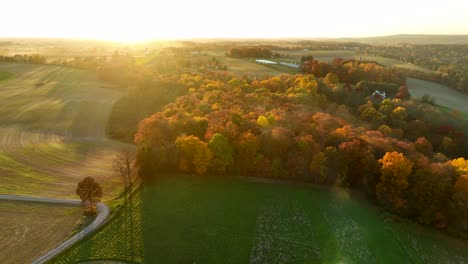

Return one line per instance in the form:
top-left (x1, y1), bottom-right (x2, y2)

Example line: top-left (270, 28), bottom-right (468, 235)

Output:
top-left (208, 133), bottom-right (234, 174)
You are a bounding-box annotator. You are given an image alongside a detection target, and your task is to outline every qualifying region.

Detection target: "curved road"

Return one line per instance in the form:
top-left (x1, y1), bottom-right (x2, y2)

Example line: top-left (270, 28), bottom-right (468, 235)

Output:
top-left (0, 194), bottom-right (110, 264)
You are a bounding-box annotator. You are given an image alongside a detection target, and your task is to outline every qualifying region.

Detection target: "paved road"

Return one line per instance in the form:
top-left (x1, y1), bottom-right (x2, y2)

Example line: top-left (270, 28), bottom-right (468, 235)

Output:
top-left (0, 194), bottom-right (110, 264)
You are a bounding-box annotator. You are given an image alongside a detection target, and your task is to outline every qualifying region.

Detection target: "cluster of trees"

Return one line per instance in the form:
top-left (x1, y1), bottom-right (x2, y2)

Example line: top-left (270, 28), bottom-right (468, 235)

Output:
top-left (362, 44), bottom-right (468, 92)
top-left (134, 71), bottom-right (468, 230)
top-left (227, 47), bottom-right (273, 58)
top-left (300, 57), bottom-right (405, 85)
top-left (0, 54), bottom-right (46, 64)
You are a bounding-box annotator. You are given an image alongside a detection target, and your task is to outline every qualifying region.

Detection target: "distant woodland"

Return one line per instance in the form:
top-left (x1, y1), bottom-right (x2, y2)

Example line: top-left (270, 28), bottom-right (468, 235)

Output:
top-left (360, 45), bottom-right (468, 93)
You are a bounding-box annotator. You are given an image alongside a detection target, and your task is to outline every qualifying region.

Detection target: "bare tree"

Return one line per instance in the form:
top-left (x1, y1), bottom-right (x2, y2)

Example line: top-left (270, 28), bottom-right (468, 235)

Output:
top-left (113, 148), bottom-right (136, 261)
top-left (113, 148), bottom-right (135, 194)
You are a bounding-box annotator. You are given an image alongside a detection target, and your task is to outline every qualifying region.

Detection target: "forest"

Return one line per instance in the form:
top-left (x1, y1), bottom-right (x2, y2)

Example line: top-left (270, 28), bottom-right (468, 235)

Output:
top-left (300, 57), bottom-right (405, 85)
top-left (131, 68), bottom-right (468, 230)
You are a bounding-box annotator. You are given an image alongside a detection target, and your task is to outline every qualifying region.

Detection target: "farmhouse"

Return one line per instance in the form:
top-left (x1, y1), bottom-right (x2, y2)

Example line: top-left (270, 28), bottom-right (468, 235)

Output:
top-left (372, 90), bottom-right (386, 101)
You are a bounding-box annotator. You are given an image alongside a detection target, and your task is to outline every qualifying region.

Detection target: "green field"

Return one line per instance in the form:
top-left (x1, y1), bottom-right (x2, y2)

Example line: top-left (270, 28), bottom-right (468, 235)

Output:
top-left (54, 177), bottom-right (468, 264)
top-left (0, 201), bottom-right (84, 264)
top-left (0, 71), bottom-right (13, 81)
top-left (0, 62), bottom-right (128, 198)
top-left (407, 77), bottom-right (468, 114)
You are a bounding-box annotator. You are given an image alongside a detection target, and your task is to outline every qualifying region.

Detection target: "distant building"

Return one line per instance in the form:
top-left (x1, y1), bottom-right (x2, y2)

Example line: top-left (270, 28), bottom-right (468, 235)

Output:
top-left (372, 90), bottom-right (386, 101)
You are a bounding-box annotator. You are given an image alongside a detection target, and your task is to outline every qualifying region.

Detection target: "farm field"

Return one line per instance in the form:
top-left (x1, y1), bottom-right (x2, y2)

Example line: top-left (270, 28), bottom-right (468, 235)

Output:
top-left (196, 51), bottom-right (286, 76)
top-left (54, 177), bottom-right (468, 264)
top-left (407, 77), bottom-right (468, 114)
top-left (278, 50), bottom-right (433, 73)
top-left (0, 62), bottom-right (127, 198)
top-left (186, 50), bottom-right (433, 77)
top-left (0, 200), bottom-right (84, 264)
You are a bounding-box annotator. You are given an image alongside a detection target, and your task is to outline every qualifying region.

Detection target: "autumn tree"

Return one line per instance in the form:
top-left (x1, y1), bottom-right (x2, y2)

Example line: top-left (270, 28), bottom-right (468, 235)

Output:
top-left (376, 151), bottom-right (413, 210)
top-left (389, 106), bottom-right (408, 129)
top-left (261, 127), bottom-right (293, 158)
top-left (309, 152), bottom-right (328, 184)
top-left (409, 163), bottom-right (456, 226)
top-left (450, 158), bottom-right (468, 175)
top-left (414, 137), bottom-right (433, 156)
top-left (325, 72), bottom-right (339, 84)
top-left (439, 136), bottom-right (456, 156)
top-left (175, 135), bottom-right (213, 175)
top-left (235, 131), bottom-right (260, 176)
top-left (396, 85), bottom-right (410, 99)
top-left (256, 115), bottom-right (270, 128)
top-left (76, 177), bottom-right (103, 215)
top-left (453, 174), bottom-right (468, 218)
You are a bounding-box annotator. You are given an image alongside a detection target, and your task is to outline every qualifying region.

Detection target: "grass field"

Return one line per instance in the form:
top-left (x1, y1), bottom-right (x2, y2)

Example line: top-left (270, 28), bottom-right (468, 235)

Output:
top-left (196, 51), bottom-right (286, 76)
top-left (53, 177), bottom-right (468, 264)
top-left (407, 77), bottom-right (468, 114)
top-left (0, 71), bottom-right (13, 81)
top-left (0, 62), bottom-right (128, 198)
top-left (0, 200), bottom-right (84, 264)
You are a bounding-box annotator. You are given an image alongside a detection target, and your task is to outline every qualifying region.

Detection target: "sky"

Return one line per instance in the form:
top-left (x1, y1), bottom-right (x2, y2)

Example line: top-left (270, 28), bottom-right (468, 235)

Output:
top-left (1, 0), bottom-right (468, 42)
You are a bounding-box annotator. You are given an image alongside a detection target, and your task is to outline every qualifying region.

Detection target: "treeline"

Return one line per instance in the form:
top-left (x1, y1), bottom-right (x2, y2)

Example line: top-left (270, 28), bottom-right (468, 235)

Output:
top-left (300, 57), bottom-right (405, 85)
top-left (0, 54), bottom-right (46, 64)
top-left (227, 47), bottom-right (273, 58)
top-left (134, 72), bottom-right (468, 231)
top-left (362, 44), bottom-right (468, 92)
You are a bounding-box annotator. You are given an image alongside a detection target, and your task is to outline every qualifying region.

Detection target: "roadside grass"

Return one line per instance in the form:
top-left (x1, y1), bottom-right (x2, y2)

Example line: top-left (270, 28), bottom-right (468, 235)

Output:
top-left (53, 176), bottom-right (468, 264)
top-left (0, 200), bottom-right (84, 264)
top-left (0, 63), bottom-right (127, 199)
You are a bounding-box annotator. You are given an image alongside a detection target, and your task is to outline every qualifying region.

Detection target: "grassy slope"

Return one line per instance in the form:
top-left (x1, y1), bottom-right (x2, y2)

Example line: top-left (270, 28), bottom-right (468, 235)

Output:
top-left (0, 201), bottom-right (84, 264)
top-left (53, 177), bottom-right (468, 264)
top-left (0, 62), bottom-right (128, 198)
top-left (407, 77), bottom-right (468, 114)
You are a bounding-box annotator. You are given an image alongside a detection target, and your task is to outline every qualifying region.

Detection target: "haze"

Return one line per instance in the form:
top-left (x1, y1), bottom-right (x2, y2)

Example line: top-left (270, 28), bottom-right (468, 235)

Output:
top-left (1, 0), bottom-right (468, 41)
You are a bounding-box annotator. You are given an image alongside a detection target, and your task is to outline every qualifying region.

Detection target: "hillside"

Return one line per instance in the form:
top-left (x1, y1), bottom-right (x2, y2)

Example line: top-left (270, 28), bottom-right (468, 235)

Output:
top-left (0, 62), bottom-right (127, 198)
top-left (326, 34), bottom-right (468, 45)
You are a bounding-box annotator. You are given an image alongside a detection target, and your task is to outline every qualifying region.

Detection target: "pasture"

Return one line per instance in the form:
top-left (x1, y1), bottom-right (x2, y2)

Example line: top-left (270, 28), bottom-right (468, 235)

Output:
top-left (407, 77), bottom-right (468, 114)
top-left (0, 62), bottom-right (127, 198)
top-left (0, 200), bottom-right (84, 264)
top-left (54, 177), bottom-right (468, 264)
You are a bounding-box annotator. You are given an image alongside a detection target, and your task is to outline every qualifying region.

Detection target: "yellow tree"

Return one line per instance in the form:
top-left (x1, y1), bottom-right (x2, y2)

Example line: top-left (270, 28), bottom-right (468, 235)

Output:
top-left (450, 158), bottom-right (468, 217)
top-left (453, 174), bottom-right (468, 217)
top-left (376, 151), bottom-right (413, 210)
top-left (175, 135), bottom-right (213, 175)
top-left (309, 152), bottom-right (328, 184)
